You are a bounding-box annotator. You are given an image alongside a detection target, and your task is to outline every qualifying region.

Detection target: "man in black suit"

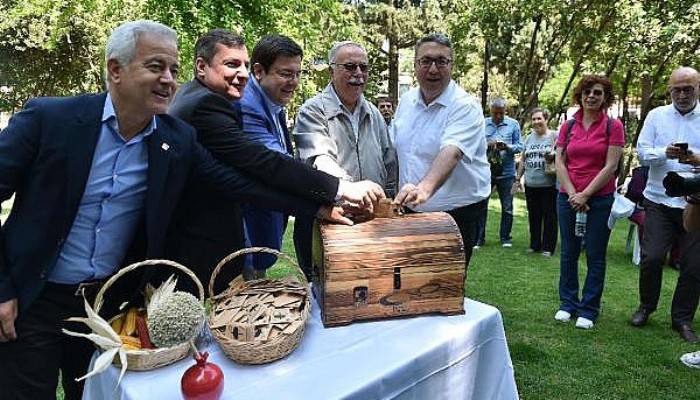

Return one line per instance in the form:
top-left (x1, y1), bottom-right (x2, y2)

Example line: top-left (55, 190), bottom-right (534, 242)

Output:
top-left (168, 29), bottom-right (384, 288)
top-left (0, 21), bottom-right (346, 400)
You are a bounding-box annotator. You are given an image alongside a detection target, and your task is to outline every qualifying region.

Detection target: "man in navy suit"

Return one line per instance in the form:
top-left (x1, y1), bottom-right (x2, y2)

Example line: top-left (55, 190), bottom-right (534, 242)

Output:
top-left (168, 30), bottom-right (384, 288)
top-left (238, 35), bottom-right (304, 278)
top-left (0, 21), bottom-right (346, 400)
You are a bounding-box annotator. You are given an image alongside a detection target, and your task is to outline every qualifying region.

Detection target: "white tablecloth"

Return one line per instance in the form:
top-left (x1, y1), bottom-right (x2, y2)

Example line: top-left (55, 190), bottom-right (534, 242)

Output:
top-left (83, 298), bottom-right (518, 400)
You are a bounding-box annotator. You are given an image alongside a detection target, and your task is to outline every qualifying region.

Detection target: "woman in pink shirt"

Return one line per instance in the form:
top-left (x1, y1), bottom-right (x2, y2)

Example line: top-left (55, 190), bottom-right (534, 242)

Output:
top-left (553, 75), bottom-right (625, 329)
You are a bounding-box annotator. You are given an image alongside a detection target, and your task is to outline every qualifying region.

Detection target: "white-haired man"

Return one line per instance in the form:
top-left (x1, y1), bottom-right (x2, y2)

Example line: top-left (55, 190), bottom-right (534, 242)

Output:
top-left (292, 41), bottom-right (398, 279)
top-left (0, 20), bottom-right (349, 399)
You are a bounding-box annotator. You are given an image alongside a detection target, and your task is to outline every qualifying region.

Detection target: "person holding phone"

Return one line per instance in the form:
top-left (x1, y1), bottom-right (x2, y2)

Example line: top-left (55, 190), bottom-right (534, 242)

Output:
top-left (478, 98), bottom-right (522, 248)
top-left (631, 67), bottom-right (700, 344)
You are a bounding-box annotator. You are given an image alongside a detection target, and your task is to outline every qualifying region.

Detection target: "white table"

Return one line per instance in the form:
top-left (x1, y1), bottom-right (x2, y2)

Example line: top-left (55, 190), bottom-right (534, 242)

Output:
top-left (84, 299), bottom-right (519, 400)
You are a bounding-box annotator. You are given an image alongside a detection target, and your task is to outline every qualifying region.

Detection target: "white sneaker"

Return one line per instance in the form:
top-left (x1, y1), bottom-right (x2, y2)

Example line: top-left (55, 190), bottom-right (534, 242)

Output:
top-left (680, 351), bottom-right (700, 368)
top-left (472, 245), bottom-right (480, 250)
top-left (542, 251), bottom-right (552, 257)
top-left (575, 317), bottom-right (594, 329)
top-left (554, 310), bottom-right (571, 322)
top-left (502, 242), bottom-right (513, 248)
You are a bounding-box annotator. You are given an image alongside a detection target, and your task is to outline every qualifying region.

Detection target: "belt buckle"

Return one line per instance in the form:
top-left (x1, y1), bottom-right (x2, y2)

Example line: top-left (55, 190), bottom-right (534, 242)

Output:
top-left (74, 281), bottom-right (102, 297)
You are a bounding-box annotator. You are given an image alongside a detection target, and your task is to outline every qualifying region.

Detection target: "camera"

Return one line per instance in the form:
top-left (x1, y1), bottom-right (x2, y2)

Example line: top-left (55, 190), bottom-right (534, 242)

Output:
top-left (664, 168), bottom-right (700, 197)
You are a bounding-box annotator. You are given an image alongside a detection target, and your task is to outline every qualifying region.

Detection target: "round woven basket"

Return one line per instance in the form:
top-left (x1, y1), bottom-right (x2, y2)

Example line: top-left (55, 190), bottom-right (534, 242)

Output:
top-left (208, 247), bottom-right (311, 365)
top-left (93, 259), bottom-right (205, 371)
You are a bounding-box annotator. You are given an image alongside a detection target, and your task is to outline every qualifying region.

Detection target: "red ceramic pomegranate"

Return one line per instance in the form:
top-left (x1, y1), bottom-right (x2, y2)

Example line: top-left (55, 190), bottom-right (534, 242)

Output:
top-left (181, 351), bottom-right (224, 400)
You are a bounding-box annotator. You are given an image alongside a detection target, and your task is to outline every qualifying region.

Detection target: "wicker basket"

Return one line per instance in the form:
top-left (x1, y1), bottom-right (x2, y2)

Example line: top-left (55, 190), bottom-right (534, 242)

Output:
top-left (208, 247), bottom-right (311, 364)
top-left (93, 259), bottom-right (205, 371)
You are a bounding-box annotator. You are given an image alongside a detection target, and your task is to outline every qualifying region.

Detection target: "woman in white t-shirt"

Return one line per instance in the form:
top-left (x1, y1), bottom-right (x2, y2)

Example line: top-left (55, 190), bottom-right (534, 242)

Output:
top-left (513, 108), bottom-right (558, 256)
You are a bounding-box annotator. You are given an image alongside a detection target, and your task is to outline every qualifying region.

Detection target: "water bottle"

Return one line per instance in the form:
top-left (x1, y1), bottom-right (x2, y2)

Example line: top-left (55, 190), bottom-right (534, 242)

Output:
top-left (575, 211), bottom-right (587, 237)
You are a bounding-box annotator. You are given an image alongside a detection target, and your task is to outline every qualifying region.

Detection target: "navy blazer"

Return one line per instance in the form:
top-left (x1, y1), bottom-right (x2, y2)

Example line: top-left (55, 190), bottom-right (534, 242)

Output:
top-left (167, 80), bottom-right (338, 288)
top-left (0, 93), bottom-right (320, 311)
top-left (238, 77), bottom-right (294, 269)
top-left (239, 77), bottom-right (292, 155)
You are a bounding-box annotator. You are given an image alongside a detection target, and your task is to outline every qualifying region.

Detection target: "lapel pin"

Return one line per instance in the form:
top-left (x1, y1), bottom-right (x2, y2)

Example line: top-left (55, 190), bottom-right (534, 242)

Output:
top-left (161, 142), bottom-right (170, 151)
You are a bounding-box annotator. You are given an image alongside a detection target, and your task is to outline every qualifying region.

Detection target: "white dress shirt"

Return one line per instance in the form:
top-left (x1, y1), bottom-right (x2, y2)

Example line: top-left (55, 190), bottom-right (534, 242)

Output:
top-left (637, 102), bottom-right (700, 209)
top-left (391, 80), bottom-right (491, 212)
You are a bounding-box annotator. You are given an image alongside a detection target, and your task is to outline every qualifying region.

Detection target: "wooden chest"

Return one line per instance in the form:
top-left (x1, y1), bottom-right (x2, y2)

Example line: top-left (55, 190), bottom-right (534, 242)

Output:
top-left (312, 210), bottom-right (466, 327)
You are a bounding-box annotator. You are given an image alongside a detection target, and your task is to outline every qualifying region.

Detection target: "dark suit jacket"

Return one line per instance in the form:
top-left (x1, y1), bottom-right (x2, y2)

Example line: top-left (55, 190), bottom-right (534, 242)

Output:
top-left (167, 79), bottom-right (338, 288)
top-left (0, 93), bottom-right (320, 311)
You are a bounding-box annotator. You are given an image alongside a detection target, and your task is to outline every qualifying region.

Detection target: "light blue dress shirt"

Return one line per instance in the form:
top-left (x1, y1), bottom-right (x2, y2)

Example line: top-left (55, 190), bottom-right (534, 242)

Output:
top-left (485, 115), bottom-right (522, 178)
top-left (48, 94), bottom-right (155, 284)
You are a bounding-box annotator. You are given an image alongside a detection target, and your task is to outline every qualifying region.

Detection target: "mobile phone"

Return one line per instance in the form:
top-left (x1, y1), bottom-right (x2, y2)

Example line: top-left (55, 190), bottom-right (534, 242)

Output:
top-left (675, 142), bottom-right (689, 156)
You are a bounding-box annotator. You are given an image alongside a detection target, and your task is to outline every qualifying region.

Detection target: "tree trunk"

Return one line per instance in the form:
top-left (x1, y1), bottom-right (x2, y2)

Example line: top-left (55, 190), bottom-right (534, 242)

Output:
top-left (517, 14), bottom-right (542, 123)
top-left (617, 69), bottom-right (633, 183)
top-left (481, 39), bottom-right (489, 110)
top-left (388, 37), bottom-right (399, 103)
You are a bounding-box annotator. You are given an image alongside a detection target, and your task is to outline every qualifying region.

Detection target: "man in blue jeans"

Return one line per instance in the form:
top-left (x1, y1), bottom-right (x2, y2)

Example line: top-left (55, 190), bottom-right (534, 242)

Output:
top-left (476, 98), bottom-right (522, 248)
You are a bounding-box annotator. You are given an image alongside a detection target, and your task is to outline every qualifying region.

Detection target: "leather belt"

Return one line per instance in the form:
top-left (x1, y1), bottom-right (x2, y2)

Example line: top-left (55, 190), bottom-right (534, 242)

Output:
top-left (45, 280), bottom-right (105, 297)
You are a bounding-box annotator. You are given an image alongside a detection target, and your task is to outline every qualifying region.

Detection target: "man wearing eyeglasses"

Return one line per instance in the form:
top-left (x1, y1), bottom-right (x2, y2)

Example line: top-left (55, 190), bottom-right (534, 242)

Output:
top-left (293, 40), bottom-right (398, 279)
top-left (392, 33), bottom-right (491, 269)
top-left (168, 30), bottom-right (384, 290)
top-left (631, 66), bottom-right (700, 344)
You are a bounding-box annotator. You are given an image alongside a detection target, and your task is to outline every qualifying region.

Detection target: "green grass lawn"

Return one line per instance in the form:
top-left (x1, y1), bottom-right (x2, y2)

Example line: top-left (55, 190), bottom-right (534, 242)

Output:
top-left (466, 195), bottom-right (698, 400)
top-left (54, 195), bottom-right (697, 399)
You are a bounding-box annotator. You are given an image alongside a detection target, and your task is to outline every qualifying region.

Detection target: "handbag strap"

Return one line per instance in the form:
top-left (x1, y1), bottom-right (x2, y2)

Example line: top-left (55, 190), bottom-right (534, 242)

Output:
top-left (562, 117), bottom-right (612, 165)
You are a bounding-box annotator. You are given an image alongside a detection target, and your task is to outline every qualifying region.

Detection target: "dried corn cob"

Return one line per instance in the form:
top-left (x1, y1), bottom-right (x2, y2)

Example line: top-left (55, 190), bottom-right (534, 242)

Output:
top-left (119, 335), bottom-right (142, 349)
top-left (121, 308), bottom-right (139, 336)
top-left (110, 315), bottom-right (124, 334)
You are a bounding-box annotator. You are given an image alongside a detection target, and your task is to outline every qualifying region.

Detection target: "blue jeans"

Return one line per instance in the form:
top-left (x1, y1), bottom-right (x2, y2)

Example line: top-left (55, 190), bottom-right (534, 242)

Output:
top-left (476, 177), bottom-right (514, 244)
top-left (557, 192), bottom-right (614, 321)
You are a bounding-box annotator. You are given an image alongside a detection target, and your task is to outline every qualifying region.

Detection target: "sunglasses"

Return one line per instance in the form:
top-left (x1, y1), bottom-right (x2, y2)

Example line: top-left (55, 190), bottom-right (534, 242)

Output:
top-left (583, 88), bottom-right (604, 97)
top-left (331, 62), bottom-right (370, 73)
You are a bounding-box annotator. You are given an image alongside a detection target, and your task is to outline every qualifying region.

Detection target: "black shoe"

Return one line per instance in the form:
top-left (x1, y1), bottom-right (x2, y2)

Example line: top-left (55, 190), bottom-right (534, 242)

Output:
top-left (630, 307), bottom-right (652, 327)
top-left (672, 323), bottom-right (700, 344)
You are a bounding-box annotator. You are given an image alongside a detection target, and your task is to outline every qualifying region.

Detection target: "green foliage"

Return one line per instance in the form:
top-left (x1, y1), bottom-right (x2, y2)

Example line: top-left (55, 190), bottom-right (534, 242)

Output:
top-left (0, 0), bottom-right (146, 110)
top-left (3, 0), bottom-right (700, 134)
top-left (145, 0), bottom-right (362, 117)
top-left (539, 62), bottom-right (574, 115)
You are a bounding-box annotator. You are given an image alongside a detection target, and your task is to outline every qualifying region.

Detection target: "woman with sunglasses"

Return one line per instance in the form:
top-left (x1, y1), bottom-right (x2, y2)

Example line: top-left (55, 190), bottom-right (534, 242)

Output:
top-left (553, 75), bottom-right (625, 329)
top-left (513, 108), bottom-right (558, 257)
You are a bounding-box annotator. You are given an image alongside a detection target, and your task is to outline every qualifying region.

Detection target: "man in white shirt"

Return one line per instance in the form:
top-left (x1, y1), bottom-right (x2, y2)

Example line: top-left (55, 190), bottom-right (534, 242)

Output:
top-left (392, 33), bottom-right (491, 268)
top-left (631, 66), bottom-right (700, 344)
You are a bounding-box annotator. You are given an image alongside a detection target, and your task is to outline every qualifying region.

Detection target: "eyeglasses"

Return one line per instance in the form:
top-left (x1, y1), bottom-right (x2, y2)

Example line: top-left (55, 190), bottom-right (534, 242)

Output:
top-left (416, 57), bottom-right (452, 69)
top-left (331, 63), bottom-right (370, 73)
top-left (274, 69), bottom-right (304, 82)
top-left (583, 88), bottom-right (604, 97)
top-left (670, 86), bottom-right (696, 96)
